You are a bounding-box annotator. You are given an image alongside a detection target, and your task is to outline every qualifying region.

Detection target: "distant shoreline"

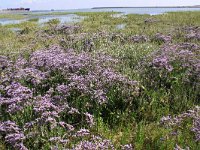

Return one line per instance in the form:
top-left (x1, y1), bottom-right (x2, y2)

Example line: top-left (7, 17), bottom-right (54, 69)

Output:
top-left (92, 6), bottom-right (200, 9)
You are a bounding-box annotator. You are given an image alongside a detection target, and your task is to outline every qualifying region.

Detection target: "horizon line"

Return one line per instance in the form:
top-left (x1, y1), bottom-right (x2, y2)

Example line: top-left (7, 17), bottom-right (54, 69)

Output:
top-left (1, 5), bottom-right (200, 11)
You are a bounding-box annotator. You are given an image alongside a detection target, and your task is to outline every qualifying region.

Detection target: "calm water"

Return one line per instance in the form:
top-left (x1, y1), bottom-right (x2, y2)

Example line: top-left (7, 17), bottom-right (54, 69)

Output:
top-left (37, 14), bottom-right (84, 24)
top-left (32, 7), bottom-right (200, 15)
top-left (0, 14), bottom-right (83, 25)
top-left (116, 24), bottom-right (126, 30)
top-left (0, 7), bottom-right (200, 25)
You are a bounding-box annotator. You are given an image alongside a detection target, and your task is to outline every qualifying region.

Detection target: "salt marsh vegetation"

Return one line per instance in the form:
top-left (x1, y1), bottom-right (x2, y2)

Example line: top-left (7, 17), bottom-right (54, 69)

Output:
top-left (0, 11), bottom-right (200, 149)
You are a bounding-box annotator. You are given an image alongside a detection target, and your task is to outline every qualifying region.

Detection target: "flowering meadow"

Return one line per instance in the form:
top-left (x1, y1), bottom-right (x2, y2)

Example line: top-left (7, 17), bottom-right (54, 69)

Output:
top-left (0, 11), bottom-right (200, 149)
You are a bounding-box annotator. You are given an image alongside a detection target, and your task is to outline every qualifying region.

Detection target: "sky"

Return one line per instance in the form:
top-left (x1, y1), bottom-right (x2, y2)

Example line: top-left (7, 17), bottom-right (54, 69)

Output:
top-left (0, 0), bottom-right (200, 10)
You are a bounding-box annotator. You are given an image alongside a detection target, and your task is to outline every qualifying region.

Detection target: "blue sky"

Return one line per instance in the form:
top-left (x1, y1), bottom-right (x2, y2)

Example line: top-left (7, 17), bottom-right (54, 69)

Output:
top-left (0, 0), bottom-right (200, 10)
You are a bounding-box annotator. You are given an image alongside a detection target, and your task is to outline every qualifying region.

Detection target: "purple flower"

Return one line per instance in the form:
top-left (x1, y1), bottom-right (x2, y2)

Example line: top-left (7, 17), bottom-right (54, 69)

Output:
top-left (161, 106), bottom-right (200, 142)
top-left (93, 89), bottom-right (107, 105)
top-left (73, 135), bottom-right (114, 150)
top-left (56, 84), bottom-right (70, 96)
top-left (0, 82), bottom-right (33, 113)
top-left (58, 122), bottom-right (74, 131)
top-left (121, 144), bottom-right (133, 150)
top-left (75, 128), bottom-right (90, 137)
top-left (49, 136), bottom-right (69, 144)
top-left (68, 107), bottom-right (80, 114)
top-left (16, 68), bottom-right (47, 85)
top-left (131, 35), bottom-right (149, 43)
top-left (153, 56), bottom-right (173, 71)
top-left (33, 95), bottom-right (59, 113)
top-left (84, 112), bottom-right (95, 127)
top-left (14, 57), bottom-right (27, 69)
top-left (0, 121), bottom-right (21, 134)
top-left (6, 82), bottom-right (32, 99)
top-left (191, 117), bottom-right (200, 141)
top-left (0, 121), bottom-right (27, 150)
top-left (5, 133), bottom-right (26, 145)
top-left (154, 33), bottom-right (172, 43)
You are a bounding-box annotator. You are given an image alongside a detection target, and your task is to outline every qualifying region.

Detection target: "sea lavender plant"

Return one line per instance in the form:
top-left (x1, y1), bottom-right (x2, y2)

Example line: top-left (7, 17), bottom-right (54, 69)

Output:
top-left (121, 144), bottom-right (134, 150)
top-left (152, 55), bottom-right (173, 71)
top-left (16, 68), bottom-right (47, 85)
top-left (84, 112), bottom-right (95, 127)
top-left (138, 42), bottom-right (200, 89)
top-left (55, 25), bottom-right (81, 35)
top-left (0, 121), bottom-right (27, 150)
top-left (0, 82), bottom-right (32, 114)
top-left (0, 44), bottom-right (139, 149)
top-left (72, 135), bottom-right (114, 150)
top-left (184, 26), bottom-right (200, 41)
top-left (0, 121), bottom-right (21, 134)
top-left (153, 33), bottom-right (172, 43)
top-left (130, 35), bottom-right (149, 43)
top-left (161, 106), bottom-right (200, 142)
top-left (74, 128), bottom-right (90, 137)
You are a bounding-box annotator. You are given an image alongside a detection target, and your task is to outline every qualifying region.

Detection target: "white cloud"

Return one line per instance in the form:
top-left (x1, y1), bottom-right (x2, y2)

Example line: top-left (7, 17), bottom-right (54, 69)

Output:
top-left (20, 0), bottom-right (49, 4)
top-left (20, 0), bottom-right (34, 4)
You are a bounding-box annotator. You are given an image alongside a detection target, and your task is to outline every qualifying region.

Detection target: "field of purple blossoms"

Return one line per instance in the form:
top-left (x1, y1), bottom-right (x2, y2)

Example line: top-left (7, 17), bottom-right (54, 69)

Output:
top-left (0, 45), bottom-right (139, 149)
top-left (0, 11), bottom-right (200, 149)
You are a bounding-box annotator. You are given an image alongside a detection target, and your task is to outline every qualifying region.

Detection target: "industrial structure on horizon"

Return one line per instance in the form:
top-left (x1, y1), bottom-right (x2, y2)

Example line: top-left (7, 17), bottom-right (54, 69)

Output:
top-left (2, 8), bottom-right (30, 11)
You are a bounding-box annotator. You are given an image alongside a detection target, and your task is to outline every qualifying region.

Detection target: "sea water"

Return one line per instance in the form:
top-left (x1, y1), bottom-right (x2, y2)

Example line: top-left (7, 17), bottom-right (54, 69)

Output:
top-left (0, 7), bottom-right (200, 25)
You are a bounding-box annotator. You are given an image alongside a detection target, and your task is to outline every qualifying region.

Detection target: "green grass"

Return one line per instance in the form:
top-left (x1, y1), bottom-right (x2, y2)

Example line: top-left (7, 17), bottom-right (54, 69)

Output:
top-left (0, 13), bottom-right (25, 19)
top-left (0, 11), bottom-right (72, 20)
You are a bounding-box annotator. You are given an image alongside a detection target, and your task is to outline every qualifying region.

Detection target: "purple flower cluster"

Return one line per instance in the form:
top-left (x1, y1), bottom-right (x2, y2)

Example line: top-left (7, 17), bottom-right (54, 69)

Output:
top-left (0, 45), bottom-right (138, 149)
top-left (60, 31), bottom-right (131, 52)
top-left (0, 56), bottom-right (15, 86)
top-left (130, 35), bottom-right (149, 43)
top-left (73, 135), bottom-right (114, 150)
top-left (0, 121), bottom-right (27, 150)
top-left (144, 18), bottom-right (159, 24)
top-left (162, 43), bottom-right (199, 81)
top-left (28, 45), bottom-right (137, 105)
top-left (49, 136), bottom-right (69, 145)
top-left (152, 55), bottom-right (173, 71)
top-left (161, 106), bottom-right (200, 142)
top-left (84, 112), bottom-right (95, 127)
top-left (153, 33), bottom-right (172, 43)
top-left (140, 42), bottom-right (200, 88)
top-left (174, 144), bottom-right (190, 150)
top-left (74, 128), bottom-right (90, 137)
top-left (0, 82), bottom-right (32, 113)
top-left (121, 144), bottom-right (134, 150)
top-left (0, 56), bottom-right (12, 70)
top-left (16, 68), bottom-right (47, 85)
top-left (55, 25), bottom-right (81, 35)
top-left (184, 26), bottom-right (200, 41)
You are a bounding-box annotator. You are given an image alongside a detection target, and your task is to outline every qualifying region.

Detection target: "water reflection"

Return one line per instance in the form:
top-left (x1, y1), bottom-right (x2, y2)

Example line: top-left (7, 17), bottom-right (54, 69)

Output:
top-left (111, 13), bottom-right (126, 18)
top-left (116, 24), bottom-right (126, 30)
top-left (38, 14), bottom-right (84, 24)
top-left (10, 28), bottom-right (21, 32)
